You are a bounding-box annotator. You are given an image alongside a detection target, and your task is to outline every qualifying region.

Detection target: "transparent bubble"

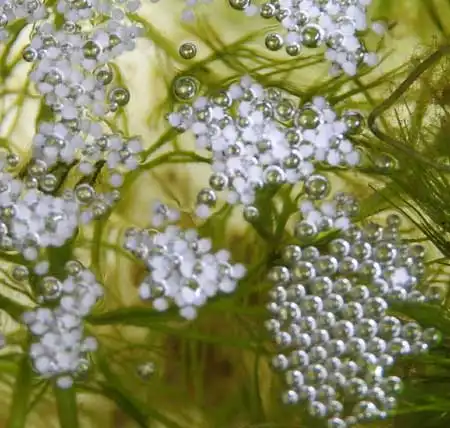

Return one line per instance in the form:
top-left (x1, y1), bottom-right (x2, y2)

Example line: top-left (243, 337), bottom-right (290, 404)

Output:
top-left (267, 266), bottom-right (290, 284)
top-left (287, 283), bottom-right (307, 301)
top-left (260, 3), bottom-right (276, 18)
top-left (228, 0), bottom-right (250, 9)
top-left (265, 33), bottom-right (284, 51)
top-left (355, 318), bottom-right (378, 339)
top-left (317, 311), bottom-right (336, 329)
top-left (173, 76), bottom-right (198, 101)
top-left (275, 99), bottom-right (296, 121)
top-left (387, 338), bottom-right (410, 356)
top-left (285, 369), bottom-right (304, 387)
top-left (303, 246), bottom-right (320, 261)
top-left (263, 165), bottom-right (286, 185)
top-left (109, 87), bottom-right (130, 107)
top-left (265, 318), bottom-right (281, 333)
top-left (23, 45), bottom-right (38, 62)
top-left (268, 285), bottom-right (287, 303)
top-left (75, 184), bottom-right (95, 204)
top-left (421, 327), bottom-right (442, 346)
top-left (306, 364), bottom-right (328, 384)
top-left (40, 174), bottom-right (58, 192)
top-left (374, 153), bottom-right (398, 171)
top-left (366, 337), bottom-right (386, 355)
top-left (310, 276), bottom-right (333, 297)
top-left (243, 205), bottom-right (260, 222)
top-left (272, 354), bottom-right (289, 371)
top-left (275, 331), bottom-right (292, 347)
top-left (305, 174), bottom-right (330, 199)
top-left (40, 276), bottom-right (62, 300)
top-left (65, 260), bottom-right (84, 276)
top-left (209, 172), bottom-right (228, 191)
top-left (328, 372), bottom-right (347, 389)
top-left (352, 400), bottom-right (379, 421)
top-left (299, 316), bottom-right (317, 332)
top-left (75, 358), bottom-right (90, 379)
top-left (308, 401), bottom-right (327, 418)
top-left (341, 302), bottom-right (364, 321)
top-left (329, 238), bottom-right (351, 258)
top-left (289, 349), bottom-right (309, 368)
top-left (196, 188), bottom-right (217, 207)
top-left (339, 256), bottom-right (359, 275)
top-left (296, 107), bottom-right (321, 129)
top-left (83, 40), bottom-right (101, 59)
top-left (12, 265), bottom-right (29, 282)
top-left (95, 65), bottom-right (114, 85)
top-left (179, 42), bottom-right (197, 59)
top-left (339, 360), bottom-right (359, 378)
top-left (327, 417), bottom-right (346, 428)
top-left (291, 261), bottom-right (316, 282)
top-left (326, 339), bottom-right (346, 356)
top-left (363, 297), bottom-right (388, 318)
top-left (286, 43), bottom-right (301, 56)
top-left (281, 389), bottom-right (298, 405)
top-left (323, 294), bottom-right (344, 312)
top-left (301, 24), bottom-right (324, 48)
top-left (343, 111), bottom-right (364, 135)
top-left (345, 377), bottom-right (369, 398)
top-left (28, 159), bottom-right (48, 176)
top-left (294, 221), bottom-right (318, 239)
top-left (378, 316), bottom-right (401, 340)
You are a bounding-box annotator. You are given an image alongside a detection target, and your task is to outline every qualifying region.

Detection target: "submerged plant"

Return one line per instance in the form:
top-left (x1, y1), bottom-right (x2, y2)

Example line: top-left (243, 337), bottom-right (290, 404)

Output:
top-left (1, 0), bottom-right (450, 427)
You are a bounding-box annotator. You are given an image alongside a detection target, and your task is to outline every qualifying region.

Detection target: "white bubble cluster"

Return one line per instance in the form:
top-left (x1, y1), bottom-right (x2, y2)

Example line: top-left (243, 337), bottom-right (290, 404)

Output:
top-left (168, 75), bottom-right (362, 217)
top-left (0, 0), bottom-right (47, 41)
top-left (253, 0), bottom-right (385, 75)
top-left (0, 159), bottom-right (83, 260)
top-left (123, 201), bottom-right (246, 319)
top-left (16, 0), bottom-right (143, 198)
top-left (267, 199), bottom-right (440, 426)
top-left (23, 264), bottom-right (103, 388)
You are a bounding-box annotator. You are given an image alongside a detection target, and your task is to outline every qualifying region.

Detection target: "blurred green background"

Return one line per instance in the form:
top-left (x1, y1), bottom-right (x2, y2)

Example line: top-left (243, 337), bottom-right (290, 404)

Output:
top-left (3, 0), bottom-right (450, 427)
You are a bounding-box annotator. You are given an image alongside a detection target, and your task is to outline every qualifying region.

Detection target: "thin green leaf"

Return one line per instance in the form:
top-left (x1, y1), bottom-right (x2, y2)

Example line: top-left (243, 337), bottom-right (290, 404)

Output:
top-left (390, 302), bottom-right (450, 334)
top-left (0, 294), bottom-right (29, 322)
top-left (87, 306), bottom-right (179, 325)
top-left (54, 384), bottom-right (79, 428)
top-left (7, 355), bottom-right (33, 428)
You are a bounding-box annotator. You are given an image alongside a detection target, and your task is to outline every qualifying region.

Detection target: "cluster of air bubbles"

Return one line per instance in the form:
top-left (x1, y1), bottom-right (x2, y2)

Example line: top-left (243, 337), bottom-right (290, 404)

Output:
top-left (167, 75), bottom-right (363, 218)
top-left (55, 0), bottom-right (142, 21)
top-left (25, 22), bottom-right (137, 119)
top-left (294, 188), bottom-right (359, 238)
top-left (32, 122), bottom-right (142, 188)
top-left (123, 201), bottom-right (246, 320)
top-left (266, 208), bottom-right (440, 425)
top-left (179, 42), bottom-right (198, 60)
top-left (0, 0), bottom-right (47, 41)
top-left (22, 262), bottom-right (103, 388)
top-left (229, 0), bottom-right (387, 76)
top-left (0, 157), bottom-right (86, 261)
top-left (12, 0), bottom-right (143, 214)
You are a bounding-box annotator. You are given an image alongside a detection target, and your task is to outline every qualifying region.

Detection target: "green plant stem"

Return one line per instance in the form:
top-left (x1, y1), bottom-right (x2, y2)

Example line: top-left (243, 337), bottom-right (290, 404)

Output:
top-left (368, 45), bottom-right (450, 171)
top-left (7, 353), bottom-right (32, 428)
top-left (54, 385), bottom-right (79, 428)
